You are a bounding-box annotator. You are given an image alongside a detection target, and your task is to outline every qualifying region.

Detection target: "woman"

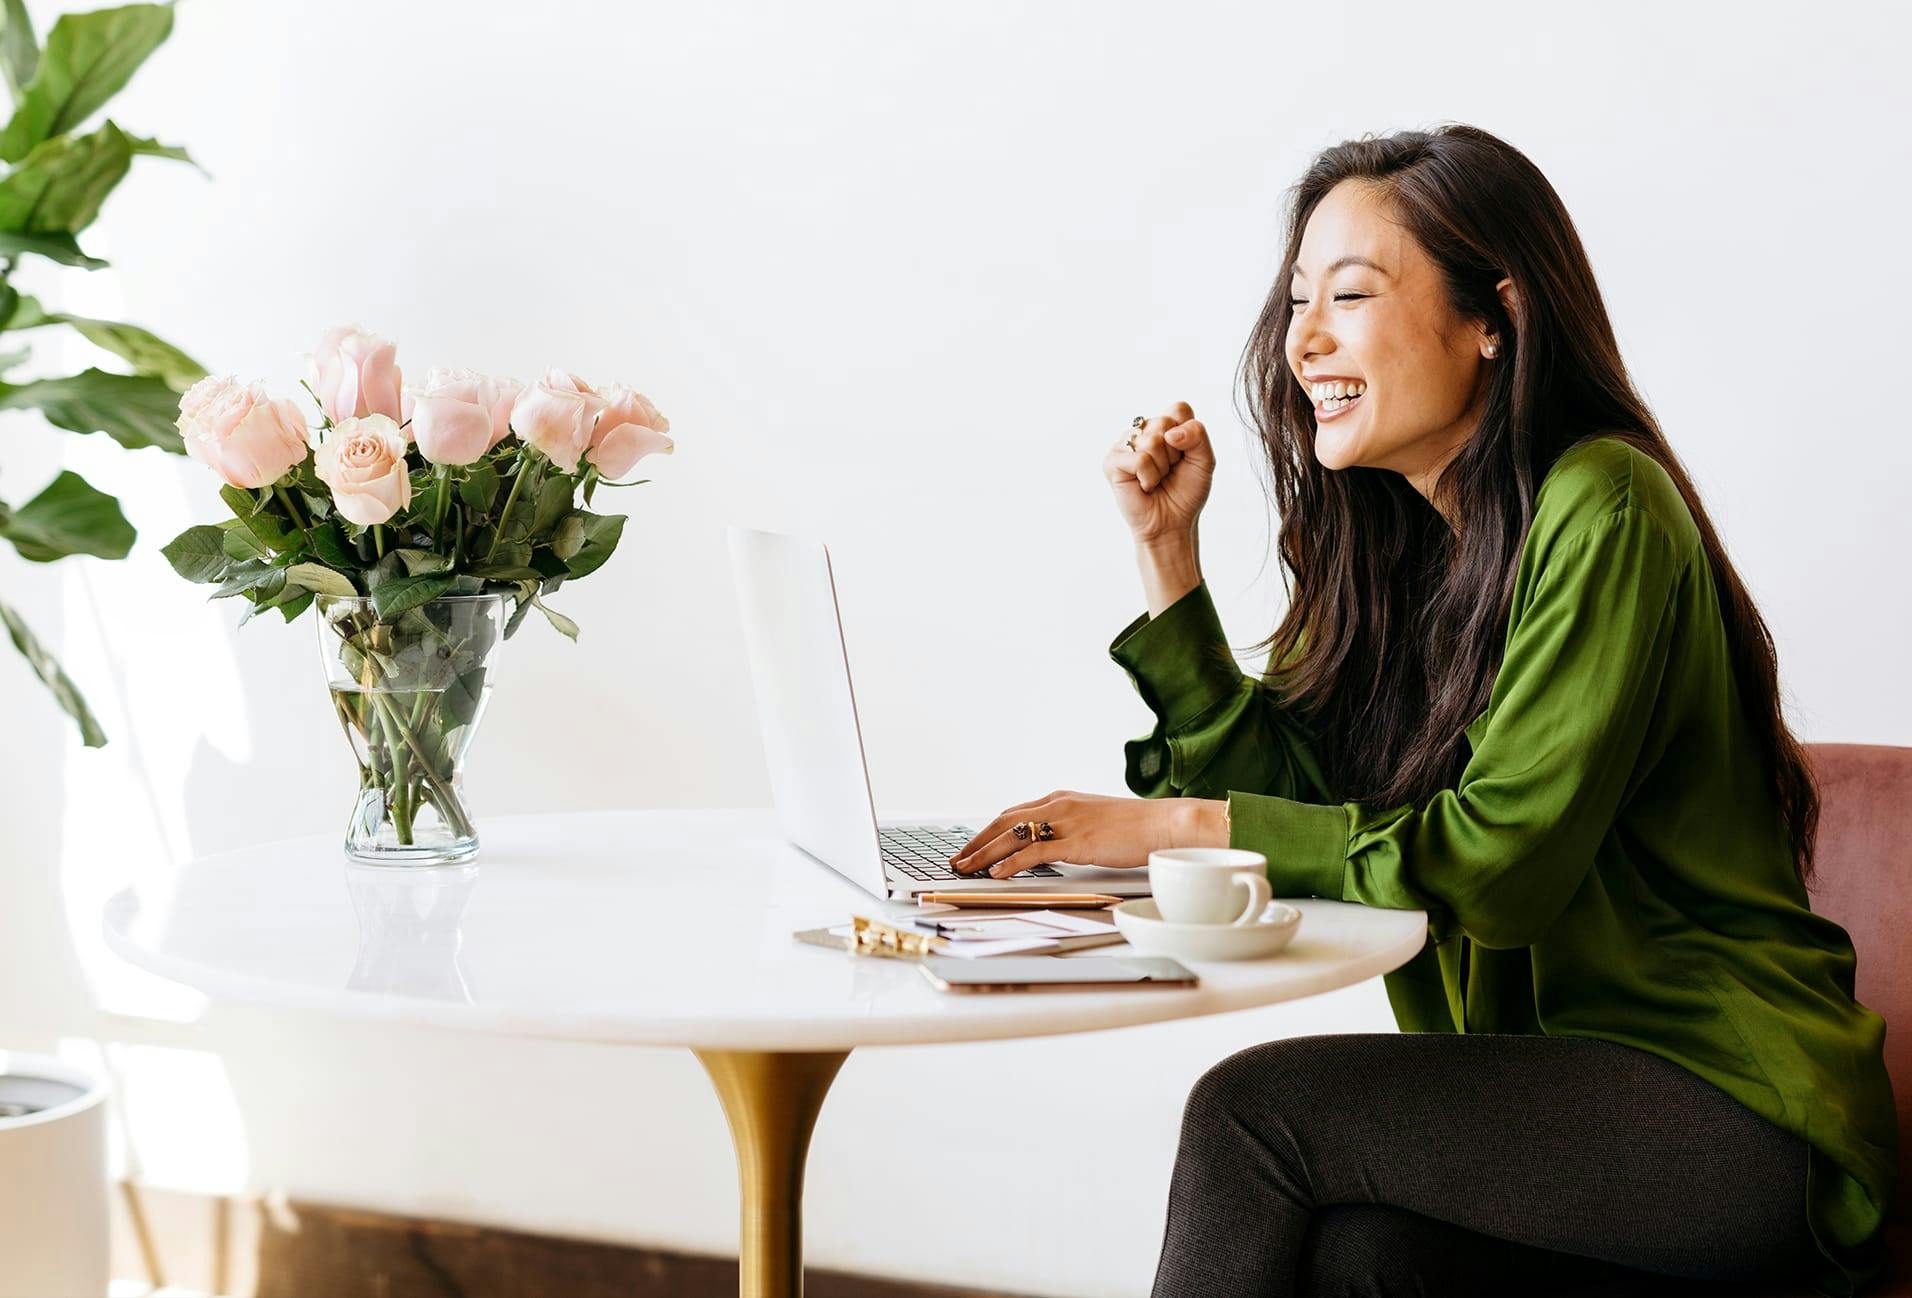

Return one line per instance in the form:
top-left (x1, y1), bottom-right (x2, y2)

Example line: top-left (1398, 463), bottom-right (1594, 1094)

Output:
top-left (947, 125), bottom-right (1897, 1296)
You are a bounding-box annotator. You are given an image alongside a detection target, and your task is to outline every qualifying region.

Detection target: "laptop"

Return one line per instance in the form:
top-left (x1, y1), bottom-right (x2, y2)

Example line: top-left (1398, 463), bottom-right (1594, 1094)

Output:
top-left (727, 525), bottom-right (1154, 901)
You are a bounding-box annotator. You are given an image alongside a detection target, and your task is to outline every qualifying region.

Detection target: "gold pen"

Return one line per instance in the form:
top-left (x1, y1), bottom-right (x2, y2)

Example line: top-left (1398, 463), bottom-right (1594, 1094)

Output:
top-left (915, 891), bottom-right (1124, 909)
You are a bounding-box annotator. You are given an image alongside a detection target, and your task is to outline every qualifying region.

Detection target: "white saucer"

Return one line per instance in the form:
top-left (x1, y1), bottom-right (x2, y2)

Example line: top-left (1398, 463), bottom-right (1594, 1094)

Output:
top-left (1112, 898), bottom-right (1302, 962)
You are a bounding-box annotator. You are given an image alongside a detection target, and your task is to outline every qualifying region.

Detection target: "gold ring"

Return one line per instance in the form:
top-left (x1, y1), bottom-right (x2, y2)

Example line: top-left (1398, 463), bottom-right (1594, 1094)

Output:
top-left (1012, 821), bottom-right (1033, 840)
top-left (1126, 432), bottom-right (1138, 450)
top-left (1131, 415), bottom-right (1146, 428)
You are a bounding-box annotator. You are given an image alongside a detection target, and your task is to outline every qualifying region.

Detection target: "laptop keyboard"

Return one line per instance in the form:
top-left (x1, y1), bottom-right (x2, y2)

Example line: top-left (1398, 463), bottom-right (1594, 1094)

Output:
top-left (880, 825), bottom-right (1066, 882)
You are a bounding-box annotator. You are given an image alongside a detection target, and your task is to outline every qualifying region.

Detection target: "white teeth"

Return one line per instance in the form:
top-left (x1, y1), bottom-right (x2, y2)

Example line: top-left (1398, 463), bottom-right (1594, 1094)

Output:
top-left (1311, 380), bottom-right (1366, 404)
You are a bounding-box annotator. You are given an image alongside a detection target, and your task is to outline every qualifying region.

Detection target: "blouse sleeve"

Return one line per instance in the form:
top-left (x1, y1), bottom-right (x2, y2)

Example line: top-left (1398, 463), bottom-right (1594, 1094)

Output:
top-left (1227, 506), bottom-right (1690, 948)
top-left (1109, 579), bottom-right (1333, 808)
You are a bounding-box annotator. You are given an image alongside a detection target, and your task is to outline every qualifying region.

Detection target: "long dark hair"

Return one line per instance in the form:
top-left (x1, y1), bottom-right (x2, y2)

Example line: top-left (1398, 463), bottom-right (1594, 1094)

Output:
top-left (1236, 124), bottom-right (1820, 888)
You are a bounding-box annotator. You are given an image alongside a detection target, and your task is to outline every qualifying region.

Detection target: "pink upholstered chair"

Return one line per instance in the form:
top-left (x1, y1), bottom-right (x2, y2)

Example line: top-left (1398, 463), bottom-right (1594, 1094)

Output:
top-left (1758, 744), bottom-right (1911, 1296)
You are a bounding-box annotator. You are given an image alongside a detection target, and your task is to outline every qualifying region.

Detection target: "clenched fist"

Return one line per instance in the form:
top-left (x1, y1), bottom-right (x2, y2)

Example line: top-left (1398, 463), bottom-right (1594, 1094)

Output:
top-left (1104, 401), bottom-right (1217, 547)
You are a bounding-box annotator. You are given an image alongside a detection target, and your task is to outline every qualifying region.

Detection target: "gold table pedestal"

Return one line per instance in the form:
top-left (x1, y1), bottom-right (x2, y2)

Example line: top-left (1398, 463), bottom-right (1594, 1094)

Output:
top-left (694, 1048), bottom-right (852, 1298)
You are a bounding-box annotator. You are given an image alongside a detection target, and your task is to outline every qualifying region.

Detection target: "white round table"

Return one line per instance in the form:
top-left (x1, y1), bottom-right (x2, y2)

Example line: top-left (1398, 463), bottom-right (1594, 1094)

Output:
top-left (103, 809), bottom-right (1427, 1298)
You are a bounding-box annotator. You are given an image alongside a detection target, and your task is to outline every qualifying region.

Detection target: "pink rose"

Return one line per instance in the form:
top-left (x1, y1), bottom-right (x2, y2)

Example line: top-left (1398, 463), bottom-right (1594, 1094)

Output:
top-left (488, 376), bottom-right (522, 447)
top-left (315, 415), bottom-right (413, 526)
top-left (586, 385), bottom-right (673, 479)
top-left (508, 369), bottom-right (605, 473)
top-left (175, 375), bottom-right (310, 489)
top-left (308, 325), bottom-right (403, 425)
top-left (406, 367), bottom-right (513, 466)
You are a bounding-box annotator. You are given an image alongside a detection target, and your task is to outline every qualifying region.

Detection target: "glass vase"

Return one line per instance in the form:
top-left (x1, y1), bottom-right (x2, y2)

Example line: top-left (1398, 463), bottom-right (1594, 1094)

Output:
top-left (316, 593), bottom-right (507, 867)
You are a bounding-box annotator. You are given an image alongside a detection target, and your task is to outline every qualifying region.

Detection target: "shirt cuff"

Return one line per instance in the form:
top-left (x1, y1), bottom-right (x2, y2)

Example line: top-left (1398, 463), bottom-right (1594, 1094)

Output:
top-left (1108, 580), bottom-right (1243, 730)
top-left (1227, 789), bottom-right (1347, 900)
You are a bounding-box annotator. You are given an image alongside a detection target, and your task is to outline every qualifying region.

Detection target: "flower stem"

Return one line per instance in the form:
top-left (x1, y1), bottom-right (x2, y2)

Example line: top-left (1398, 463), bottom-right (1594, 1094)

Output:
top-left (374, 524), bottom-right (386, 558)
top-left (272, 482), bottom-right (310, 530)
top-left (486, 452), bottom-right (530, 563)
top-left (368, 689), bottom-right (474, 839)
top-left (372, 698), bottom-right (415, 845)
top-left (432, 464), bottom-right (451, 546)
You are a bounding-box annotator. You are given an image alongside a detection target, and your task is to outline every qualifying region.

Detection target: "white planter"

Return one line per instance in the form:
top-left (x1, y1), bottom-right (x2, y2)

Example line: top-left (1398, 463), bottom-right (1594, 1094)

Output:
top-left (0, 1052), bottom-right (109, 1298)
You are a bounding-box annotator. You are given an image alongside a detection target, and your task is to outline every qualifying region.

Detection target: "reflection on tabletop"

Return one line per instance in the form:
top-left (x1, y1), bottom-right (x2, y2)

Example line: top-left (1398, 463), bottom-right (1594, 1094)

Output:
top-left (343, 862), bottom-right (480, 1002)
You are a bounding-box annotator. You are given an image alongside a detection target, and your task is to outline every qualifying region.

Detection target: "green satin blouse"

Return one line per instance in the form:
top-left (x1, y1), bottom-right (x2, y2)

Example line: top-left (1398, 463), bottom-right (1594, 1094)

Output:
top-left (1110, 435), bottom-right (1897, 1296)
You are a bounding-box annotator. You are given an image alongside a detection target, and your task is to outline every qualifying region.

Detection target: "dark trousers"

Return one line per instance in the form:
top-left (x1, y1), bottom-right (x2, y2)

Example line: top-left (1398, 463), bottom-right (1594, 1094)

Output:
top-left (1150, 1032), bottom-right (1821, 1297)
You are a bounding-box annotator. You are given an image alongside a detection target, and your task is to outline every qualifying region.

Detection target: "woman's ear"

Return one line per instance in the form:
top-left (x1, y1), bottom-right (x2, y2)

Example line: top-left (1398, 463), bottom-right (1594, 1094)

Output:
top-left (1495, 275), bottom-right (1519, 332)
top-left (1481, 276), bottom-right (1518, 359)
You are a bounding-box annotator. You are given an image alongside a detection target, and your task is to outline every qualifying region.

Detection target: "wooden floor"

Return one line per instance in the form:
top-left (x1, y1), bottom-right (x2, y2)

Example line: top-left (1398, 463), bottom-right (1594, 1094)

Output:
top-left (114, 1183), bottom-right (1041, 1298)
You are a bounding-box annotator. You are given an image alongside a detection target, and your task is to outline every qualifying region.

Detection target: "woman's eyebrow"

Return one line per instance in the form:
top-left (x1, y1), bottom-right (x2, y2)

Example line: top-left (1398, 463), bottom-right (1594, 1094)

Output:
top-left (1292, 255), bottom-right (1391, 280)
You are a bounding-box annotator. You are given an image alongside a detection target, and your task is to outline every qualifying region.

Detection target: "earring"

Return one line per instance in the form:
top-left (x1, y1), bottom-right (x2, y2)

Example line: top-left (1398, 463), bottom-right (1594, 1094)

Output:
top-left (1484, 341), bottom-right (1499, 358)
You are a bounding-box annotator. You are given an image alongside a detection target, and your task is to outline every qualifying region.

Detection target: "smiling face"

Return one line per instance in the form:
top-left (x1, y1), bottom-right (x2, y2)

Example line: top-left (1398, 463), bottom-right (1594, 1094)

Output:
top-left (1283, 179), bottom-right (1506, 511)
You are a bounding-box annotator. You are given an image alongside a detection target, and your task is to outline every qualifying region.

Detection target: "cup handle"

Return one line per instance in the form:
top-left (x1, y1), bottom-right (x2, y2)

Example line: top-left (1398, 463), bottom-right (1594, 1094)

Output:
top-left (1231, 871), bottom-right (1273, 926)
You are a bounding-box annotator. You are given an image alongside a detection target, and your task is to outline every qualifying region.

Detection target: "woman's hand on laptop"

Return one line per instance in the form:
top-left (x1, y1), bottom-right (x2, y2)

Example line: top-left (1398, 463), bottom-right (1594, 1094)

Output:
top-left (948, 792), bottom-right (1227, 878)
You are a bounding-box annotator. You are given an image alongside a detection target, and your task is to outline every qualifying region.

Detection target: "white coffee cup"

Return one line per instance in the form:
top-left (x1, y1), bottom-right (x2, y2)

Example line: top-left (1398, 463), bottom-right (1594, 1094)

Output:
top-left (1148, 848), bottom-right (1273, 926)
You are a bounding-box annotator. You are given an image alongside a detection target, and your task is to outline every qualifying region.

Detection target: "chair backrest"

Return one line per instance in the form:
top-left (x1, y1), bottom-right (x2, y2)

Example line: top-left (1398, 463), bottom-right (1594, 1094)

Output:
top-left (1803, 742), bottom-right (1912, 1220)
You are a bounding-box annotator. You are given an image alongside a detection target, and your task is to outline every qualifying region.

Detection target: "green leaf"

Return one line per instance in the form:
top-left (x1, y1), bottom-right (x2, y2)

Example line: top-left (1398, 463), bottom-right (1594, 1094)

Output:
top-left (549, 513), bottom-right (586, 561)
top-left (0, 4), bottom-right (173, 164)
top-left (443, 666), bottom-right (488, 727)
top-left (394, 547), bottom-right (450, 576)
top-left (503, 592), bottom-right (534, 639)
top-left (532, 595), bottom-right (578, 641)
top-left (211, 560), bottom-right (282, 600)
top-left (458, 460), bottom-right (499, 512)
top-left (371, 571), bottom-right (452, 620)
top-left (1, 0), bottom-right (39, 106)
top-left (478, 540), bottom-right (531, 571)
top-left (0, 228), bottom-right (103, 267)
top-left (0, 119), bottom-right (131, 234)
top-left (216, 483), bottom-right (306, 557)
top-left (0, 287), bottom-right (45, 329)
top-left (123, 131), bottom-right (203, 174)
top-left (283, 561), bottom-right (356, 597)
top-left (160, 523), bottom-right (229, 582)
top-left (530, 471), bottom-right (575, 535)
top-left (562, 510), bottom-right (625, 579)
top-left (0, 367), bottom-right (182, 449)
top-left (218, 482), bottom-right (266, 519)
top-left (235, 573), bottom-right (292, 626)
top-left (0, 468), bottom-right (132, 561)
top-left (0, 596), bottom-right (105, 746)
top-left (271, 589), bottom-right (313, 623)
top-left (220, 523), bottom-right (265, 561)
top-left (306, 520), bottom-right (356, 568)
top-left (48, 313), bottom-right (205, 388)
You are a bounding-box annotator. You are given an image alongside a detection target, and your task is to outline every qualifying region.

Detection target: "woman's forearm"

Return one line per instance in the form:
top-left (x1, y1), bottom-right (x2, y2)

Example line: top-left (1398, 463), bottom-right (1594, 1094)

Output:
top-left (1136, 533), bottom-right (1202, 617)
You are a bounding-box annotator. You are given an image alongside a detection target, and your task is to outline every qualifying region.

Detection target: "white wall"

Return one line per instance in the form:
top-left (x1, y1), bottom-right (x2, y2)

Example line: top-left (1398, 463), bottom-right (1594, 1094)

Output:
top-left (2, 1), bottom-right (1907, 1294)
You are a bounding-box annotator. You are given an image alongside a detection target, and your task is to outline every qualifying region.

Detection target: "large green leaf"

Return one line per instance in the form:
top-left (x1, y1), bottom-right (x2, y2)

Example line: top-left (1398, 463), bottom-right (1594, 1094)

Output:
top-left (283, 561), bottom-right (355, 597)
top-left (561, 510), bottom-right (626, 579)
top-left (159, 523), bottom-right (228, 582)
top-left (0, 228), bottom-right (103, 267)
top-left (0, 0), bottom-right (38, 107)
top-left (0, 468), bottom-right (132, 561)
top-left (0, 287), bottom-right (43, 329)
top-left (371, 571), bottom-right (452, 620)
top-left (0, 119), bottom-right (130, 233)
top-left (0, 367), bottom-right (184, 450)
top-left (0, 595), bottom-right (104, 746)
top-left (123, 130), bottom-right (201, 173)
top-left (0, 3), bottom-right (172, 164)
top-left (49, 314), bottom-right (204, 389)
